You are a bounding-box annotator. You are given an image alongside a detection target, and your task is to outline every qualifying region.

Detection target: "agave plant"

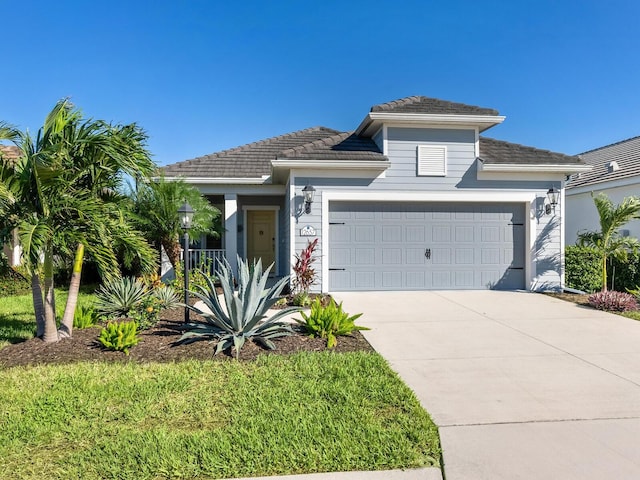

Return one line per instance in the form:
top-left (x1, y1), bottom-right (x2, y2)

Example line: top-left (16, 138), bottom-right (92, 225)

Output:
top-left (180, 256), bottom-right (301, 359)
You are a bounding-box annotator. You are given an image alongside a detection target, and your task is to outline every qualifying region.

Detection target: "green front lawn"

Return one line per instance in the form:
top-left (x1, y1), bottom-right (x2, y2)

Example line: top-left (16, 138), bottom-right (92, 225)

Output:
top-left (0, 353), bottom-right (441, 479)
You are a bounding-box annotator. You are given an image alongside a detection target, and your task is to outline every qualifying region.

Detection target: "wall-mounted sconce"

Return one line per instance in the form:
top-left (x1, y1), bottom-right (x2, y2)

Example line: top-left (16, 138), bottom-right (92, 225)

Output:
top-left (545, 187), bottom-right (560, 215)
top-left (302, 184), bottom-right (316, 214)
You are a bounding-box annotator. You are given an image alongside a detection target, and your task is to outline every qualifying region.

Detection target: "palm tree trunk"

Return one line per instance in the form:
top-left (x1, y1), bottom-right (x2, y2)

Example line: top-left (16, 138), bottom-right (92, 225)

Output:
top-left (602, 254), bottom-right (608, 292)
top-left (162, 237), bottom-right (182, 269)
top-left (59, 243), bottom-right (84, 339)
top-left (31, 273), bottom-right (45, 337)
top-left (42, 249), bottom-right (58, 343)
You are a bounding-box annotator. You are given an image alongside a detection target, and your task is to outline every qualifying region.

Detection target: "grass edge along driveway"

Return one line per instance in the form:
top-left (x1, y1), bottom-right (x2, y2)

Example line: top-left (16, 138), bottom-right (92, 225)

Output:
top-left (0, 352), bottom-right (441, 479)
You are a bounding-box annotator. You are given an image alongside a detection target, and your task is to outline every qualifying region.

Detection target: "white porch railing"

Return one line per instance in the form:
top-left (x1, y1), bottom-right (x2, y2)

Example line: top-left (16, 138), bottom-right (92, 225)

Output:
top-left (181, 249), bottom-right (226, 275)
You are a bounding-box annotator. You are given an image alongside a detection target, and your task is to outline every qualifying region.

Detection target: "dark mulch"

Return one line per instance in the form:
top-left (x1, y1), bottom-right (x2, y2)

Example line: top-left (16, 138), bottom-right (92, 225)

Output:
top-left (0, 306), bottom-right (374, 368)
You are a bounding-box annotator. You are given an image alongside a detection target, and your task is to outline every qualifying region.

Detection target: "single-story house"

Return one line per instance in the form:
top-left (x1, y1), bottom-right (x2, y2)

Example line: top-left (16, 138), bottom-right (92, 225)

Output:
top-left (0, 145), bottom-right (23, 267)
top-left (565, 136), bottom-right (640, 245)
top-left (162, 96), bottom-right (589, 292)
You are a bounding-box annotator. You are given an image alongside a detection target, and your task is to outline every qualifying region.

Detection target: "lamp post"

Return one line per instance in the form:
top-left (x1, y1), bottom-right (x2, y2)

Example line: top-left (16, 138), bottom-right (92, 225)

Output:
top-left (178, 201), bottom-right (194, 323)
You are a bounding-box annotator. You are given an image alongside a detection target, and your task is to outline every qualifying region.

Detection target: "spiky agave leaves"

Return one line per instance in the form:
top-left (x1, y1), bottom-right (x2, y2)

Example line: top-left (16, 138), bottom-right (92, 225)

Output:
top-left (180, 255), bottom-right (301, 359)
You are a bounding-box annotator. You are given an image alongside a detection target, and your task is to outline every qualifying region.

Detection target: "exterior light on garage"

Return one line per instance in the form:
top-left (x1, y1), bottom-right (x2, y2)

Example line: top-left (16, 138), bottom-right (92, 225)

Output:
top-left (546, 187), bottom-right (560, 215)
top-left (302, 184), bottom-right (316, 214)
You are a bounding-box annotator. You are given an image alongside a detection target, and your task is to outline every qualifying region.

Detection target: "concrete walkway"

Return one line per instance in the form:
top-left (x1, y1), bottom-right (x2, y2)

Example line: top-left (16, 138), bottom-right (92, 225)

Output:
top-left (335, 291), bottom-right (640, 480)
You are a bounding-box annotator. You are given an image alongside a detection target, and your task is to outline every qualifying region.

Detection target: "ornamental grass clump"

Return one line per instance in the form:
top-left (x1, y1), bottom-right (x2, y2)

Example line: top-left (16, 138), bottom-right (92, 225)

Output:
top-left (296, 297), bottom-right (369, 349)
top-left (588, 290), bottom-right (638, 312)
top-left (180, 256), bottom-right (301, 359)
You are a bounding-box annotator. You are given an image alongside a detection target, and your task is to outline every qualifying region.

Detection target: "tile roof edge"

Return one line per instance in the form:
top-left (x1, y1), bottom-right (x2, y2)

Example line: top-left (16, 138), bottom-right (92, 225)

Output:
top-left (579, 135), bottom-right (640, 155)
top-left (480, 136), bottom-right (581, 159)
top-left (168, 126), bottom-right (343, 166)
top-left (277, 130), bottom-right (353, 157)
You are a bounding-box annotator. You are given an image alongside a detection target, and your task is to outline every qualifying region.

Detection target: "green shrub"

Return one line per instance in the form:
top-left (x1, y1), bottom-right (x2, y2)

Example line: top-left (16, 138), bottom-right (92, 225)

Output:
top-left (73, 305), bottom-right (98, 329)
top-left (609, 251), bottom-right (640, 292)
top-left (180, 256), bottom-right (301, 359)
top-left (98, 321), bottom-right (140, 355)
top-left (565, 245), bottom-right (602, 293)
top-left (0, 255), bottom-right (30, 296)
top-left (296, 298), bottom-right (369, 349)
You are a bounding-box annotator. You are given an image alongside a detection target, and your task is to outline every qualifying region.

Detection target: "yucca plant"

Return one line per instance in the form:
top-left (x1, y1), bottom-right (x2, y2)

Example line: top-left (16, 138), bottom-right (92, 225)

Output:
top-left (98, 320), bottom-right (140, 355)
top-left (95, 277), bottom-right (148, 319)
top-left (180, 256), bottom-right (301, 359)
top-left (296, 297), bottom-right (368, 349)
top-left (152, 285), bottom-right (181, 310)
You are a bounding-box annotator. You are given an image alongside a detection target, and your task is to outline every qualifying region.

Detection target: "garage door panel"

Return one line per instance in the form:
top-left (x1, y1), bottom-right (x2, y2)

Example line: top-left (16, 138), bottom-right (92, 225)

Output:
top-left (455, 226), bottom-right (474, 242)
top-left (406, 225), bottom-right (426, 242)
top-left (354, 226), bottom-right (374, 242)
top-left (354, 248), bottom-right (374, 265)
top-left (355, 271), bottom-right (375, 289)
top-left (382, 248), bottom-right (402, 264)
top-left (481, 248), bottom-right (500, 264)
top-left (382, 225), bottom-right (402, 242)
top-left (382, 271), bottom-right (402, 288)
top-left (432, 248), bottom-right (451, 265)
top-left (329, 201), bottom-right (525, 291)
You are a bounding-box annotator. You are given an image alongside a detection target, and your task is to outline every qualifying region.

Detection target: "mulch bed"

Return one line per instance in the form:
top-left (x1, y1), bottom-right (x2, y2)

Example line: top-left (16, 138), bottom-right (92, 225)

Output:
top-left (0, 306), bottom-right (374, 368)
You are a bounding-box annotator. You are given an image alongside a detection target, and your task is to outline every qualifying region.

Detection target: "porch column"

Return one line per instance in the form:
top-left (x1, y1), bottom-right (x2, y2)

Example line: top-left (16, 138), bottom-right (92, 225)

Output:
top-left (224, 194), bottom-right (238, 274)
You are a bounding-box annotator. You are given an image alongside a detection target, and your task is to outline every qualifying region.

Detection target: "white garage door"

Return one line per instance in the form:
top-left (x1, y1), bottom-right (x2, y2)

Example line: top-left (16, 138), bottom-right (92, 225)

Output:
top-left (328, 201), bottom-right (525, 291)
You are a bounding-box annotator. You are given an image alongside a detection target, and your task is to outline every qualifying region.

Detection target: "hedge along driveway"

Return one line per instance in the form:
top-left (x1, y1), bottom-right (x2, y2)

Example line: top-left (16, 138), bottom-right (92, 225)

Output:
top-left (0, 353), bottom-right (441, 479)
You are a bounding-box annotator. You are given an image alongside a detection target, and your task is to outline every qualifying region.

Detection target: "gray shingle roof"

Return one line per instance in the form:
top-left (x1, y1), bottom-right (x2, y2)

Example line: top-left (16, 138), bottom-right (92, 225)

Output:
top-left (161, 127), bottom-right (342, 178)
top-left (566, 136), bottom-right (640, 189)
top-left (277, 131), bottom-right (385, 161)
top-left (371, 96), bottom-right (499, 116)
top-left (479, 137), bottom-right (583, 165)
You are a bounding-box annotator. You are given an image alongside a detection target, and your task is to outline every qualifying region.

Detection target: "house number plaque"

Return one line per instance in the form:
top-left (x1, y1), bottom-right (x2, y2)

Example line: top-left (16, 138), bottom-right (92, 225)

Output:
top-left (300, 225), bottom-right (316, 236)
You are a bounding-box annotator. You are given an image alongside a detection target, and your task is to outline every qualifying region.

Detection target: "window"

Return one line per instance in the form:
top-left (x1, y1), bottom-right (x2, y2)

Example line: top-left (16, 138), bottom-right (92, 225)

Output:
top-left (417, 145), bottom-right (447, 176)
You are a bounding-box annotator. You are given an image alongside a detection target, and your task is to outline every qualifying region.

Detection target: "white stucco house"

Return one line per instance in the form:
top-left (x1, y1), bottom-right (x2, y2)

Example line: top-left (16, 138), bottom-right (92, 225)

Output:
top-left (162, 96), bottom-right (589, 292)
top-left (565, 136), bottom-right (640, 245)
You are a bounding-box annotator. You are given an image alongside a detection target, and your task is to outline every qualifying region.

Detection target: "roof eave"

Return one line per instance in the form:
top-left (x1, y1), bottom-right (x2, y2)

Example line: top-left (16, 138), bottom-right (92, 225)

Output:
top-left (271, 159), bottom-right (390, 183)
top-left (356, 112), bottom-right (506, 137)
top-left (159, 175), bottom-right (272, 184)
top-left (478, 160), bottom-right (592, 174)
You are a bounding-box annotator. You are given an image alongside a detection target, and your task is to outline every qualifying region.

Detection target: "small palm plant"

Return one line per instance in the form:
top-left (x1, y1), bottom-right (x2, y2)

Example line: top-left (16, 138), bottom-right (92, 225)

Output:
top-left (180, 256), bottom-right (301, 359)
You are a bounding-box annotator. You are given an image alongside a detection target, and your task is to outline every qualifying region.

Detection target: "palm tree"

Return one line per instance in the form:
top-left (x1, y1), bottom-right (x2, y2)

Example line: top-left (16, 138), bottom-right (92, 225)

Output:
top-left (131, 176), bottom-right (221, 269)
top-left (0, 99), bottom-right (158, 341)
top-left (577, 193), bottom-right (640, 291)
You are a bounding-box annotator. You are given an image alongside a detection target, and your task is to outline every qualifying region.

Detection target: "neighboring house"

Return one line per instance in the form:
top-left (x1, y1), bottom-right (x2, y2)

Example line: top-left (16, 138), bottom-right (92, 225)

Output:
top-left (0, 145), bottom-right (22, 266)
top-left (163, 96), bottom-right (588, 292)
top-left (565, 136), bottom-right (640, 245)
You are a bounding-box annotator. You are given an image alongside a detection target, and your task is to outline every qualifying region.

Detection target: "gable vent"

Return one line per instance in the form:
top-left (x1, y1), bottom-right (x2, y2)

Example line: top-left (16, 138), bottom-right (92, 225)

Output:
top-left (417, 145), bottom-right (447, 176)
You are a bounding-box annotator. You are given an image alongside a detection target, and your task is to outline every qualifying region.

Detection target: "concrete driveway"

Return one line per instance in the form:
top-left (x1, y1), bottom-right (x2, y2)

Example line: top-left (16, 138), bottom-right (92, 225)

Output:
top-left (335, 290), bottom-right (640, 480)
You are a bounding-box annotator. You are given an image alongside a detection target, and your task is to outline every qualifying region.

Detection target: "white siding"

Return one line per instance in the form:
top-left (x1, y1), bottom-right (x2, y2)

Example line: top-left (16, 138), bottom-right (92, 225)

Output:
top-left (566, 184), bottom-right (640, 245)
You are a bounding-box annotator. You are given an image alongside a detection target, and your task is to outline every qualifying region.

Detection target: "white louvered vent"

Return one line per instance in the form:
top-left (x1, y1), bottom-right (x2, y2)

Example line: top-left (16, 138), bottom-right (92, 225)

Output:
top-left (417, 145), bottom-right (447, 176)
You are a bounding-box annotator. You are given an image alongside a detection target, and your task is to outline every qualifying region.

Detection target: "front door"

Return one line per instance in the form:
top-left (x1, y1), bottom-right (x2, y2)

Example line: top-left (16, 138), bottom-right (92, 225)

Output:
top-left (247, 210), bottom-right (276, 270)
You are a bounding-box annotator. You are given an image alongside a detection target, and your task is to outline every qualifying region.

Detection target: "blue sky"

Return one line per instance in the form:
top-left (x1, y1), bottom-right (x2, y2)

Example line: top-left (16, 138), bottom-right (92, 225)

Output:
top-left (2, 0), bottom-right (639, 165)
